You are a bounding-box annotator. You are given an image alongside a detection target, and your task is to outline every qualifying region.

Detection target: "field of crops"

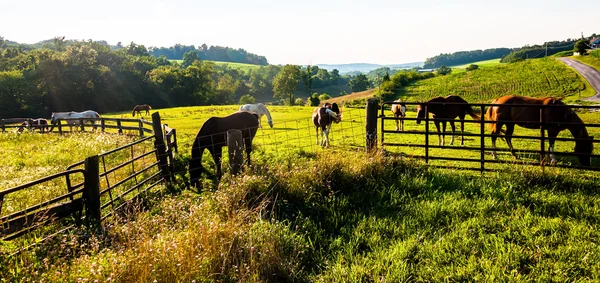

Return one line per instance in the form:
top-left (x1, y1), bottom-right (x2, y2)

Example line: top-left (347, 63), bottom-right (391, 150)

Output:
top-left (404, 58), bottom-right (586, 103)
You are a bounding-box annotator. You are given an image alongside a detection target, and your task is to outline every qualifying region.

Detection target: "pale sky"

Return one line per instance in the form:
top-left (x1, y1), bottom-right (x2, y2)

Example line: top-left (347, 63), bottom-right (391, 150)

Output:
top-left (1, 0), bottom-right (598, 65)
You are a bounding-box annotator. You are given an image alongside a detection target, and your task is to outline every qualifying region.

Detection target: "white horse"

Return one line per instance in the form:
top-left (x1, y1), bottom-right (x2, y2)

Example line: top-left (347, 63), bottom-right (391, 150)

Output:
top-left (50, 110), bottom-right (101, 131)
top-left (239, 103), bottom-right (273, 128)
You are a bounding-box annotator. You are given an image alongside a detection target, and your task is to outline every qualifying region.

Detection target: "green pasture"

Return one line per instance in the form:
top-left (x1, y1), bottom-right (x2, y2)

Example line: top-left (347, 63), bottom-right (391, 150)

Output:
top-left (169, 59), bottom-right (262, 72)
top-left (403, 58), bottom-right (589, 103)
top-left (450, 58), bottom-right (502, 73)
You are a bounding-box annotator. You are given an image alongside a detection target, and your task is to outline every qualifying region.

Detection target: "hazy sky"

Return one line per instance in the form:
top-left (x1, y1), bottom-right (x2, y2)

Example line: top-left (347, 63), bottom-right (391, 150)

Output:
top-left (1, 0), bottom-right (598, 65)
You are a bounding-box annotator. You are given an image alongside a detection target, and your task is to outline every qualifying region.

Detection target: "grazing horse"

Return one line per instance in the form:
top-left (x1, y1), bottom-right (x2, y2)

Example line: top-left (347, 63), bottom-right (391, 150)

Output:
top-left (416, 95), bottom-right (480, 146)
top-left (189, 111), bottom-right (260, 188)
top-left (239, 103), bottom-right (273, 128)
top-left (391, 99), bottom-right (407, 131)
top-left (50, 110), bottom-right (101, 131)
top-left (18, 119), bottom-right (49, 133)
top-left (312, 103), bottom-right (341, 147)
top-left (132, 104), bottom-right (152, 117)
top-left (486, 95), bottom-right (594, 166)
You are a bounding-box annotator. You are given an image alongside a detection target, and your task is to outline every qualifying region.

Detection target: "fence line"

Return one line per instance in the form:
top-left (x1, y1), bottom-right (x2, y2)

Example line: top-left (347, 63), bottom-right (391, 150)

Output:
top-left (0, 117), bottom-right (153, 136)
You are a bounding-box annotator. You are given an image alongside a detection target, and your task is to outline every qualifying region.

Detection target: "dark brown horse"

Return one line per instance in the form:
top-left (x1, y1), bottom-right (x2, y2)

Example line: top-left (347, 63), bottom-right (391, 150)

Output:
top-left (416, 95), bottom-right (480, 146)
top-left (189, 111), bottom-right (260, 188)
top-left (391, 99), bottom-right (406, 131)
top-left (486, 95), bottom-right (594, 166)
top-left (312, 103), bottom-right (341, 147)
top-left (132, 104), bottom-right (152, 117)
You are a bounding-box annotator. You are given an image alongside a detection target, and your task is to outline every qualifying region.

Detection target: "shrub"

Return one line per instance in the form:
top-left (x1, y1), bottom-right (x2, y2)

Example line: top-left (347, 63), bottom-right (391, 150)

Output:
top-left (318, 93), bottom-right (331, 101)
top-left (308, 93), bottom-right (320, 106)
top-left (591, 50), bottom-right (600, 58)
top-left (553, 51), bottom-right (574, 57)
top-left (238, 94), bottom-right (256, 104)
top-left (294, 98), bottom-right (304, 106)
top-left (436, 66), bottom-right (452, 75)
top-left (466, 64), bottom-right (479, 71)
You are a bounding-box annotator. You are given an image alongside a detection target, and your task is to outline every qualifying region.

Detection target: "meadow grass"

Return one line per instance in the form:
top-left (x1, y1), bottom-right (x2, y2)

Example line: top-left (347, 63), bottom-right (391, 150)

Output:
top-left (4, 151), bottom-right (600, 281)
top-left (571, 55), bottom-right (600, 73)
top-left (450, 58), bottom-right (502, 74)
top-left (169, 60), bottom-right (262, 72)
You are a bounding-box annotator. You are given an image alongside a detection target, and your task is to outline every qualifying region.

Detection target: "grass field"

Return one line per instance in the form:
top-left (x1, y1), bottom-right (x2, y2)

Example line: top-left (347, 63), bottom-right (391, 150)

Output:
top-left (450, 58), bottom-right (502, 74)
top-left (169, 59), bottom-right (262, 72)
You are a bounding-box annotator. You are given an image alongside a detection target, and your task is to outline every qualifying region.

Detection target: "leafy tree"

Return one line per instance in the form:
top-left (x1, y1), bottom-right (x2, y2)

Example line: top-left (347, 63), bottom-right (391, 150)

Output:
top-left (239, 94), bottom-right (255, 104)
top-left (273, 64), bottom-right (301, 105)
top-left (294, 98), bottom-right (304, 106)
top-left (574, 39), bottom-right (588, 55)
top-left (466, 64), bottom-right (479, 71)
top-left (349, 74), bottom-right (370, 92)
top-left (308, 93), bottom-right (320, 106)
top-left (330, 69), bottom-right (341, 84)
top-left (436, 66), bottom-right (452, 75)
top-left (182, 50), bottom-right (200, 68)
top-left (319, 93), bottom-right (331, 101)
top-left (301, 65), bottom-right (313, 95)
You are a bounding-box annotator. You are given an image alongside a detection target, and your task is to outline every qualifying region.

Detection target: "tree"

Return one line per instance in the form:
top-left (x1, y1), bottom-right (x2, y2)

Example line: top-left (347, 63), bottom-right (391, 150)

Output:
top-left (466, 64), bottom-right (479, 71)
top-left (349, 74), bottom-right (370, 92)
top-left (239, 94), bottom-right (255, 104)
top-left (319, 93), bottom-right (331, 101)
top-left (294, 98), bottom-right (304, 106)
top-left (436, 65), bottom-right (452, 75)
top-left (308, 93), bottom-right (320, 106)
top-left (273, 64), bottom-right (301, 105)
top-left (574, 39), bottom-right (588, 55)
top-left (301, 65), bottom-right (313, 96)
top-left (182, 50), bottom-right (199, 68)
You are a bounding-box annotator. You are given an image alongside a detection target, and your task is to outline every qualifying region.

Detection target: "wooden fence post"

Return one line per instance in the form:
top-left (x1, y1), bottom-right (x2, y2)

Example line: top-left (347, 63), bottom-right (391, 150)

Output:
top-left (139, 120), bottom-right (144, 136)
top-left (366, 98), bottom-right (379, 152)
top-left (152, 112), bottom-right (171, 183)
top-left (227, 129), bottom-right (244, 175)
top-left (58, 120), bottom-right (63, 134)
top-left (1, 119), bottom-right (4, 132)
top-left (80, 118), bottom-right (85, 132)
top-left (117, 120), bottom-right (123, 134)
top-left (27, 118), bottom-right (32, 131)
top-left (83, 155), bottom-right (101, 226)
top-left (101, 119), bottom-right (105, 132)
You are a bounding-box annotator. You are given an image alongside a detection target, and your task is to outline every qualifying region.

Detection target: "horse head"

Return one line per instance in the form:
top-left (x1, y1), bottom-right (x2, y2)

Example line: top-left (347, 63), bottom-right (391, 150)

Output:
top-left (415, 104), bottom-right (426, 124)
top-left (50, 113), bottom-right (56, 124)
top-left (574, 136), bottom-right (594, 166)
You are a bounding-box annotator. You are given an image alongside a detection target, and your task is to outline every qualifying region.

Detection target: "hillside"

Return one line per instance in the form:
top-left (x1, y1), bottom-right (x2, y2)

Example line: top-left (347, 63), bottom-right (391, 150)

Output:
top-left (316, 62), bottom-right (423, 74)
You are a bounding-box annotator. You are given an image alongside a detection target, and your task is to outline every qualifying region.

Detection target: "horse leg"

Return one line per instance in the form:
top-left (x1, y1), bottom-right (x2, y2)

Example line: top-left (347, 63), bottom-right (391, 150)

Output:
top-left (394, 113), bottom-right (399, 131)
top-left (210, 148), bottom-right (223, 180)
top-left (505, 124), bottom-right (518, 159)
top-left (315, 126), bottom-right (319, 145)
top-left (546, 129), bottom-right (559, 164)
top-left (459, 115), bottom-right (465, 146)
top-left (434, 120), bottom-right (441, 146)
top-left (491, 122), bottom-right (504, 160)
top-left (449, 121), bottom-right (456, 145)
top-left (401, 113), bottom-right (405, 131)
top-left (324, 126), bottom-right (330, 147)
top-left (244, 136), bottom-right (253, 167)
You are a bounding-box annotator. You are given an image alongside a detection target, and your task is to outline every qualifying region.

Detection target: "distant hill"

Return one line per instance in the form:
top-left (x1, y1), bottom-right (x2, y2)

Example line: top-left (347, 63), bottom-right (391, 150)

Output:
top-left (316, 62), bottom-right (423, 74)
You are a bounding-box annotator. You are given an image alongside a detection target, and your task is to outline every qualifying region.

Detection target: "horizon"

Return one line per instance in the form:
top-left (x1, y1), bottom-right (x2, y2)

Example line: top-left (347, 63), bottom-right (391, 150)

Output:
top-left (2, 0), bottom-right (599, 65)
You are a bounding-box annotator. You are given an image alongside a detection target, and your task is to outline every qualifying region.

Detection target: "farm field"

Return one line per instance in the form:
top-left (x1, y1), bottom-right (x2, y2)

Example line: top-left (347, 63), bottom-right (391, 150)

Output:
top-left (403, 58), bottom-right (590, 103)
top-left (169, 59), bottom-right (262, 72)
top-left (450, 58), bottom-right (502, 74)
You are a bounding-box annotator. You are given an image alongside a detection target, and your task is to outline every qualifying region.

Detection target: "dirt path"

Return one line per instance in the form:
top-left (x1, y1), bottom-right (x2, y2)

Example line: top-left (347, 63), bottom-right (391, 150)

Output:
top-left (558, 57), bottom-right (600, 101)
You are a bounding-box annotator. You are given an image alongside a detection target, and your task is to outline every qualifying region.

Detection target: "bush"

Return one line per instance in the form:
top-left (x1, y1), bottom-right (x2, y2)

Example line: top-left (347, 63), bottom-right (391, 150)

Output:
top-left (307, 93), bottom-right (320, 106)
top-left (466, 64), bottom-right (479, 71)
top-left (553, 51), bottom-right (574, 57)
top-left (591, 50), bottom-right (600, 58)
top-left (294, 98), bottom-right (304, 106)
top-left (318, 93), bottom-right (331, 101)
top-left (238, 94), bottom-right (256, 104)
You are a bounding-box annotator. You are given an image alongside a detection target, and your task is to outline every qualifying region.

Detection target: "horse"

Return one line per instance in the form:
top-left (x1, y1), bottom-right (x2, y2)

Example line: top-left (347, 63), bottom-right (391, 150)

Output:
top-left (132, 104), bottom-right (152, 117)
top-left (50, 110), bottom-right (101, 131)
top-left (239, 103), bottom-right (273, 128)
top-left (189, 111), bottom-right (260, 188)
top-left (416, 95), bottom-right (480, 146)
top-left (391, 99), bottom-right (407, 131)
top-left (18, 119), bottom-right (49, 133)
top-left (312, 102), bottom-right (341, 147)
top-left (485, 95), bottom-right (594, 166)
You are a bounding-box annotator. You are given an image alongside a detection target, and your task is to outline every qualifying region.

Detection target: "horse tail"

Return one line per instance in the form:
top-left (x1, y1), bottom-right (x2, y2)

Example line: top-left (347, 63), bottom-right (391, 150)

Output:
top-left (132, 107), bottom-right (136, 117)
top-left (466, 104), bottom-right (481, 121)
top-left (148, 105), bottom-right (152, 110)
top-left (189, 137), bottom-right (204, 188)
top-left (484, 105), bottom-right (506, 135)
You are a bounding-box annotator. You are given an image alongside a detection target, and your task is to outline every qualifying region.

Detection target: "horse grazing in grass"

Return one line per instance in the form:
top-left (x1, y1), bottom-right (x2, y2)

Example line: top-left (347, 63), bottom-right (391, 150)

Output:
top-left (391, 99), bottom-right (407, 131)
top-left (239, 103), bottom-right (273, 128)
top-left (132, 104), bottom-right (152, 117)
top-left (18, 118), bottom-right (49, 133)
top-left (189, 111), bottom-right (260, 188)
top-left (50, 110), bottom-right (101, 131)
top-left (312, 102), bottom-right (341, 147)
top-left (416, 95), bottom-right (480, 146)
top-left (486, 95), bottom-right (594, 166)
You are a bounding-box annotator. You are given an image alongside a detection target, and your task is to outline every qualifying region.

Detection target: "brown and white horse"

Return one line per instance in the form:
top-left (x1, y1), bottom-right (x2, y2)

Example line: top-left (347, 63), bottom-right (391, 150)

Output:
top-left (18, 118), bottom-right (49, 133)
top-left (132, 104), bottom-right (152, 117)
top-left (486, 95), bottom-right (594, 166)
top-left (189, 111), bottom-right (260, 188)
top-left (312, 103), bottom-right (341, 147)
top-left (416, 95), bottom-right (480, 146)
top-left (391, 99), bottom-right (406, 131)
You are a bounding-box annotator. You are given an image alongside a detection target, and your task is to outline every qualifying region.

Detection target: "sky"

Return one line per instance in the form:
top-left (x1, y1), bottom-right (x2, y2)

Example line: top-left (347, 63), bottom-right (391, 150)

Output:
top-left (1, 0), bottom-right (599, 65)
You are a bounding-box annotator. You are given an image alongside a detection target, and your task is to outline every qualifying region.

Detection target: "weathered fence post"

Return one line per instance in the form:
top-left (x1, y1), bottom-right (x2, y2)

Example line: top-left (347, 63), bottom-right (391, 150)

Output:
top-left (424, 105), bottom-right (429, 163)
top-left (366, 98), bottom-right (379, 152)
top-left (480, 105), bottom-right (486, 173)
top-left (80, 118), bottom-right (85, 132)
top-left (540, 107), bottom-right (545, 170)
top-left (152, 112), bottom-right (171, 183)
top-left (227, 129), bottom-right (244, 175)
top-left (101, 119), bottom-right (105, 132)
top-left (58, 120), bottom-right (63, 134)
top-left (27, 118), bottom-right (32, 131)
top-left (117, 120), bottom-right (123, 134)
top-left (1, 119), bottom-right (4, 132)
top-left (83, 155), bottom-right (101, 226)
top-left (139, 120), bottom-right (144, 136)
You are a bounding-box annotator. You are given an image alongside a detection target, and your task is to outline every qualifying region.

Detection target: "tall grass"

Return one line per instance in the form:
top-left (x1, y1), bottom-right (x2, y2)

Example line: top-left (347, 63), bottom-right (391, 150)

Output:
top-left (4, 150), bottom-right (600, 281)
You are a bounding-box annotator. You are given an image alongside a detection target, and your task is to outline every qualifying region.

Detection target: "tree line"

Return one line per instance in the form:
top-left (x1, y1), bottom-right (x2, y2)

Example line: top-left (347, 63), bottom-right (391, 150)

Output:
top-left (148, 44), bottom-right (268, 65)
top-left (423, 48), bottom-right (513, 68)
top-left (0, 37), bottom-right (382, 119)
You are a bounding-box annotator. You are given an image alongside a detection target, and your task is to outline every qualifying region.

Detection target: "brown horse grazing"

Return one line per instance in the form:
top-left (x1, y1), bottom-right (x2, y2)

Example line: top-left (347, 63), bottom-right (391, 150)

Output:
top-left (132, 104), bottom-right (152, 117)
top-left (391, 99), bottom-right (406, 131)
top-left (312, 102), bottom-right (341, 147)
top-left (485, 95), bottom-right (594, 166)
top-left (189, 111), bottom-right (260, 188)
top-left (416, 95), bottom-right (480, 146)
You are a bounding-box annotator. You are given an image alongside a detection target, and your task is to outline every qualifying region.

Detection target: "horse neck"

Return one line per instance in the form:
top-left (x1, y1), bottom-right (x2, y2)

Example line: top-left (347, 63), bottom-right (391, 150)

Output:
top-left (566, 112), bottom-right (589, 139)
top-left (261, 105), bottom-right (272, 122)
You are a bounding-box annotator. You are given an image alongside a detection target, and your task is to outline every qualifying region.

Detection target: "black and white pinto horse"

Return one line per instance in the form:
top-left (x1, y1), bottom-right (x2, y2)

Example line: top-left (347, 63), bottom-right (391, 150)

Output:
top-left (189, 111), bottom-right (260, 188)
top-left (17, 118), bottom-right (49, 133)
top-left (312, 103), bottom-right (341, 147)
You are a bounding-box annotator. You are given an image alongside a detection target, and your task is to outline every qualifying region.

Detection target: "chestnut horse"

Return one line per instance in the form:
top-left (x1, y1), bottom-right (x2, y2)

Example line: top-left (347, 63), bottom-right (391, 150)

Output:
top-left (391, 99), bottom-right (406, 131)
top-left (486, 95), bottom-right (594, 166)
top-left (132, 104), bottom-right (152, 117)
top-left (189, 111), bottom-right (260, 187)
top-left (416, 95), bottom-right (480, 146)
top-left (312, 103), bottom-right (341, 147)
